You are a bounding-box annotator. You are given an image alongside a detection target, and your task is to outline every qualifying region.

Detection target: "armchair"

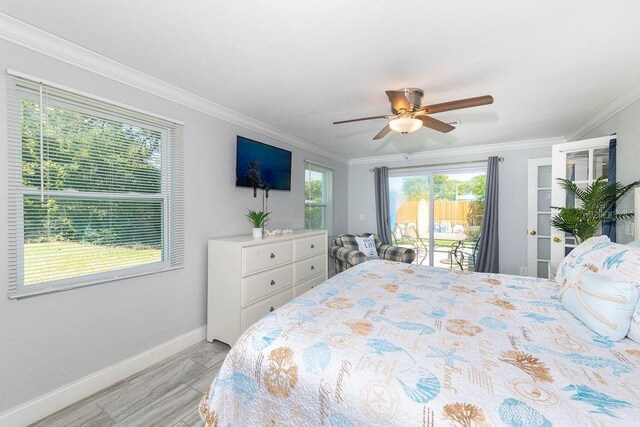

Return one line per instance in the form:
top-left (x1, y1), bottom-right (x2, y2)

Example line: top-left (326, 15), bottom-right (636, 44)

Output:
top-left (329, 233), bottom-right (416, 273)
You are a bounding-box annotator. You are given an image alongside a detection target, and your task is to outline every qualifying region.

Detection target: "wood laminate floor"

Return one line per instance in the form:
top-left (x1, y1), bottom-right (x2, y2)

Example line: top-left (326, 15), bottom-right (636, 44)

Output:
top-left (31, 340), bottom-right (230, 427)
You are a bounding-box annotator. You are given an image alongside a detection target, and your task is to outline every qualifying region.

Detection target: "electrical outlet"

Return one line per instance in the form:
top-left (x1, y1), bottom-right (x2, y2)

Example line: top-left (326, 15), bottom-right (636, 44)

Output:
top-left (520, 266), bottom-right (528, 276)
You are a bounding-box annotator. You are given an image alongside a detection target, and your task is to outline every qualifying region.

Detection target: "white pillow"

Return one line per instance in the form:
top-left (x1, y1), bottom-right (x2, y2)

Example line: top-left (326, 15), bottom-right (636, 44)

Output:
top-left (557, 235), bottom-right (640, 343)
top-left (560, 270), bottom-right (640, 341)
top-left (355, 235), bottom-right (378, 258)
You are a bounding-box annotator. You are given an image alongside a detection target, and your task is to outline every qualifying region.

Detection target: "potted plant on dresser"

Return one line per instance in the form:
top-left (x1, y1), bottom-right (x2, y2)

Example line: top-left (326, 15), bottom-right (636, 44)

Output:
top-left (246, 210), bottom-right (270, 238)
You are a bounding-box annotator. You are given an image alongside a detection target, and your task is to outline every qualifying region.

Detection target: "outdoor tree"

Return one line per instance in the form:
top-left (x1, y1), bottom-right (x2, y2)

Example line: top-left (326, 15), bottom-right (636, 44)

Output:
top-left (401, 174), bottom-right (482, 202)
top-left (305, 178), bottom-right (323, 229)
top-left (21, 100), bottom-right (163, 247)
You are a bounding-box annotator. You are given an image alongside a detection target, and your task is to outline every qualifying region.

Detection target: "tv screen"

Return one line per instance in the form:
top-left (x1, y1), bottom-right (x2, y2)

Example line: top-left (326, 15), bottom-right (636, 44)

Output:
top-left (236, 136), bottom-right (292, 191)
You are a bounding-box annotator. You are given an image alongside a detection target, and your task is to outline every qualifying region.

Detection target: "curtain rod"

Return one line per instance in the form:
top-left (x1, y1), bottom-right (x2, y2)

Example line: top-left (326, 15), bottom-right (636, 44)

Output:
top-left (368, 157), bottom-right (504, 172)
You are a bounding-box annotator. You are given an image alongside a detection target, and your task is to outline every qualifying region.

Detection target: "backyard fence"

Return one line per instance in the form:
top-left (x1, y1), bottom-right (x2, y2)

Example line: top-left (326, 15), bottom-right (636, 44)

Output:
top-left (394, 199), bottom-right (483, 230)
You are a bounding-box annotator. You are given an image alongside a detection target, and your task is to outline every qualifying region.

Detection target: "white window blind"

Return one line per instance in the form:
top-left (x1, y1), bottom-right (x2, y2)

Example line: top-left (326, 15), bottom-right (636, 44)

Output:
top-left (7, 72), bottom-right (184, 298)
top-left (304, 161), bottom-right (333, 232)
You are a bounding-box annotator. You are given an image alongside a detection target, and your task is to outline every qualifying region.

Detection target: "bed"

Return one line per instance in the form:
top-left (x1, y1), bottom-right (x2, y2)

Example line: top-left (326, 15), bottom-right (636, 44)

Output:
top-left (200, 259), bottom-right (640, 426)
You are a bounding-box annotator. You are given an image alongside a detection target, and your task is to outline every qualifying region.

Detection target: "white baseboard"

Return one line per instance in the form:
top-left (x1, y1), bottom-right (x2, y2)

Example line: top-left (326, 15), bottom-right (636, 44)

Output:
top-left (0, 326), bottom-right (207, 427)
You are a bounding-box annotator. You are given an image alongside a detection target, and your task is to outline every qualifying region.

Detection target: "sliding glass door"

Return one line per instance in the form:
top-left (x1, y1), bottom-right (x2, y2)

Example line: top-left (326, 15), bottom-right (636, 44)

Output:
top-left (389, 168), bottom-right (486, 270)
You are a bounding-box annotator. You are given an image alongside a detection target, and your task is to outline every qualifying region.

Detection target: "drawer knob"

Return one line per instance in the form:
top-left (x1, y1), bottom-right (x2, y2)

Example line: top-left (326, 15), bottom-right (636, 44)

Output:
top-left (270, 253), bottom-right (275, 259)
top-left (269, 306), bottom-right (275, 312)
top-left (270, 280), bottom-right (276, 286)
top-left (311, 265), bottom-right (315, 270)
top-left (311, 244), bottom-right (315, 249)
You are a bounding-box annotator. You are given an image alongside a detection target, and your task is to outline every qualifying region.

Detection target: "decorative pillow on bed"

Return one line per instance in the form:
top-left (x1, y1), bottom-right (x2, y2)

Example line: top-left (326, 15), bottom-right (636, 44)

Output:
top-left (559, 271), bottom-right (640, 341)
top-left (355, 235), bottom-right (378, 258)
top-left (555, 235), bottom-right (611, 284)
top-left (556, 235), bottom-right (640, 285)
top-left (556, 235), bottom-right (640, 343)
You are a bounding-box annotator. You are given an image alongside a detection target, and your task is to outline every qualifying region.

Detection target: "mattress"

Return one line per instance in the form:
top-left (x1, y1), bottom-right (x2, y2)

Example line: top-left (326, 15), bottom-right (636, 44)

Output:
top-left (200, 260), bottom-right (640, 426)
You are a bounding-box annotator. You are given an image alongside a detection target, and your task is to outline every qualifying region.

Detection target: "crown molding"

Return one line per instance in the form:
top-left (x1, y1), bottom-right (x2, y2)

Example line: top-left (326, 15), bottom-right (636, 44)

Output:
top-left (566, 74), bottom-right (640, 141)
top-left (348, 136), bottom-right (565, 165)
top-left (0, 13), bottom-right (346, 164)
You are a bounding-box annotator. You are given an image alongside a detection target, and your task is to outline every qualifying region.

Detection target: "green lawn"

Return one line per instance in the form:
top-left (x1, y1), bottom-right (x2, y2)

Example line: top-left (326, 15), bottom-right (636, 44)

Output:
top-left (25, 241), bottom-right (161, 286)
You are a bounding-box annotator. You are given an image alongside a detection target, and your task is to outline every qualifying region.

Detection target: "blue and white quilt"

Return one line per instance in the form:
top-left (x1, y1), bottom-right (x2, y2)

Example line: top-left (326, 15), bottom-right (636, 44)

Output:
top-left (200, 260), bottom-right (640, 426)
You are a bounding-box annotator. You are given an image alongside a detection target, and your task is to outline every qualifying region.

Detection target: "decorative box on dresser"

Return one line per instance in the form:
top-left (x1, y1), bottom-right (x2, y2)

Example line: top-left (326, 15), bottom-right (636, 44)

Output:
top-left (207, 230), bottom-right (328, 345)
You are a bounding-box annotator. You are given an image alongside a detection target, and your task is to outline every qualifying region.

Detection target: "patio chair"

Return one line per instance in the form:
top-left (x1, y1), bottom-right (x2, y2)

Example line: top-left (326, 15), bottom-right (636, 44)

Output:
top-left (449, 237), bottom-right (480, 271)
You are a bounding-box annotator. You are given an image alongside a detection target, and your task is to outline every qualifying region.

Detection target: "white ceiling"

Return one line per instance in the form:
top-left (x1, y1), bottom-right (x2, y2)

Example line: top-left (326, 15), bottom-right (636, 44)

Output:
top-left (2, 1), bottom-right (640, 160)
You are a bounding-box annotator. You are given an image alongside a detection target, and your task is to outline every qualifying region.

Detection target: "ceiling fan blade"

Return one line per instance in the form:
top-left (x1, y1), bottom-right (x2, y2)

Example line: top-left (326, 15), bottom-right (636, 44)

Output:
top-left (333, 115), bottom-right (388, 125)
top-left (419, 115), bottom-right (456, 133)
top-left (373, 124), bottom-right (392, 140)
top-left (420, 95), bottom-right (494, 114)
top-left (385, 90), bottom-right (411, 113)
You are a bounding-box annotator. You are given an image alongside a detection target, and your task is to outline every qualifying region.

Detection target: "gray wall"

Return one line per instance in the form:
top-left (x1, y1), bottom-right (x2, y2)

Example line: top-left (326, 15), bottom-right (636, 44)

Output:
top-left (348, 146), bottom-right (552, 275)
top-left (581, 98), bottom-right (640, 243)
top-left (0, 39), bottom-right (348, 412)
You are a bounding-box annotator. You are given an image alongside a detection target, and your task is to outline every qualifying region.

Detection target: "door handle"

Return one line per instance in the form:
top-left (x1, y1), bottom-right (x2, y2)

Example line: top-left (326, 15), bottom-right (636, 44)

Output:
top-left (311, 244), bottom-right (315, 249)
top-left (311, 265), bottom-right (315, 270)
top-left (270, 280), bottom-right (276, 286)
top-left (270, 253), bottom-right (275, 259)
top-left (529, 230), bottom-right (537, 236)
top-left (553, 236), bottom-right (562, 243)
top-left (269, 306), bottom-right (275, 312)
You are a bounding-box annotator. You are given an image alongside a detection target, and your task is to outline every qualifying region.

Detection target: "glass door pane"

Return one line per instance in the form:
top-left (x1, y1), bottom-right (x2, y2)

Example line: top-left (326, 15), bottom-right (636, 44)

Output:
top-left (564, 151), bottom-right (590, 262)
top-left (432, 171), bottom-right (485, 271)
top-left (389, 174), bottom-right (431, 265)
top-left (593, 148), bottom-right (609, 179)
top-left (390, 170), bottom-right (486, 270)
top-left (528, 158), bottom-right (553, 278)
top-left (566, 150), bottom-right (589, 182)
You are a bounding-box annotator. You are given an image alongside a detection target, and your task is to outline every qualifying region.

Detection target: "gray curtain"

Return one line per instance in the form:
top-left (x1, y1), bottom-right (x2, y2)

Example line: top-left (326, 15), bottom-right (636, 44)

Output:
top-left (374, 166), bottom-right (393, 245)
top-left (476, 156), bottom-right (500, 273)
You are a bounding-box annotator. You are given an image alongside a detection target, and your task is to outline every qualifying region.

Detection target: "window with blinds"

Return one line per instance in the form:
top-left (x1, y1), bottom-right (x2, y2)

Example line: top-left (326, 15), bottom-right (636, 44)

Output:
top-left (6, 72), bottom-right (184, 298)
top-left (304, 161), bottom-right (333, 232)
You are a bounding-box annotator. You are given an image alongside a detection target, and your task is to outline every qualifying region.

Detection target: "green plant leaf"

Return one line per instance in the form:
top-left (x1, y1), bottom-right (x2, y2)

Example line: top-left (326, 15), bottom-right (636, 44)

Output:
top-left (245, 209), bottom-right (271, 228)
top-left (551, 177), bottom-right (637, 241)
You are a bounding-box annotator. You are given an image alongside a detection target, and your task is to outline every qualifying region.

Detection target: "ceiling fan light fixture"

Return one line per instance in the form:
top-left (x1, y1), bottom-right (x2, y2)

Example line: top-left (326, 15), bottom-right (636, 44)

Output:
top-left (389, 117), bottom-right (422, 134)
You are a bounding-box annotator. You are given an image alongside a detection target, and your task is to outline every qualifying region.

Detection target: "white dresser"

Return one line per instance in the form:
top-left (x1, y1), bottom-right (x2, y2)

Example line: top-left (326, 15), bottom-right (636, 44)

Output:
top-left (207, 230), bottom-right (328, 345)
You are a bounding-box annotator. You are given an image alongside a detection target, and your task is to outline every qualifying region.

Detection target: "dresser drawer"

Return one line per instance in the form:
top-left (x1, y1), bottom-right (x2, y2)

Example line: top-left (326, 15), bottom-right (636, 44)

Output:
top-left (242, 241), bottom-right (293, 276)
top-left (243, 264), bottom-right (293, 307)
top-left (294, 234), bottom-right (326, 260)
top-left (241, 288), bottom-right (293, 330)
top-left (295, 254), bottom-right (326, 283)
top-left (293, 273), bottom-right (325, 297)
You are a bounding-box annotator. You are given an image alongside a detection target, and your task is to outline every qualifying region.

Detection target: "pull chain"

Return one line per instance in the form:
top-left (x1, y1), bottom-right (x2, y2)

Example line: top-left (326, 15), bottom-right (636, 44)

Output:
top-left (403, 132), bottom-right (409, 160)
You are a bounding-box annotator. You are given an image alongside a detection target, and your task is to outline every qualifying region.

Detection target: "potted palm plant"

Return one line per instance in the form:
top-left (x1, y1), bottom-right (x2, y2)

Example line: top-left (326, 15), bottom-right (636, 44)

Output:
top-left (246, 210), bottom-right (270, 238)
top-left (551, 176), bottom-right (638, 243)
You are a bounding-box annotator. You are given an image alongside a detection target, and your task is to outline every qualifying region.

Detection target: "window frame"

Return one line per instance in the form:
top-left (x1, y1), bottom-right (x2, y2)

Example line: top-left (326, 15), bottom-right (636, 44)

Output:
top-left (7, 72), bottom-right (184, 299)
top-left (304, 161), bottom-right (333, 233)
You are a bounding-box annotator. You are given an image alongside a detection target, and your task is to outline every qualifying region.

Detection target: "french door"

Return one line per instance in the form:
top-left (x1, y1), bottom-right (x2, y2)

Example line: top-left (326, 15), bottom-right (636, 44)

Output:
top-left (549, 136), bottom-right (611, 265)
top-left (388, 168), bottom-right (486, 269)
top-left (527, 157), bottom-right (552, 278)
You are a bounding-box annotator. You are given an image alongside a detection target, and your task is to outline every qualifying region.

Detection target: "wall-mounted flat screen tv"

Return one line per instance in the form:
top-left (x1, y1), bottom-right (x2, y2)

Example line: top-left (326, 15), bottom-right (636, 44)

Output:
top-left (236, 136), bottom-right (292, 191)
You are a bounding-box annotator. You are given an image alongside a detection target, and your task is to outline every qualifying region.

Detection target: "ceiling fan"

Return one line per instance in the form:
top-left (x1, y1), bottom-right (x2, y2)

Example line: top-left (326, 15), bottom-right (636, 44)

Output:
top-left (333, 88), bottom-right (494, 140)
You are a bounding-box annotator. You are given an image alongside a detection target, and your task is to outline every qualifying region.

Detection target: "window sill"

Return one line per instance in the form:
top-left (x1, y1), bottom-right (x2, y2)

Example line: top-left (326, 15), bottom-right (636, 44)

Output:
top-left (8, 264), bottom-right (183, 300)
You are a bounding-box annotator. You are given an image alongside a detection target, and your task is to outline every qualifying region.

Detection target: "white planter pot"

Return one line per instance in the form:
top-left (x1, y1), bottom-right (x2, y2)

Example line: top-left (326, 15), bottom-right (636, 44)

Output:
top-left (252, 227), bottom-right (263, 239)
